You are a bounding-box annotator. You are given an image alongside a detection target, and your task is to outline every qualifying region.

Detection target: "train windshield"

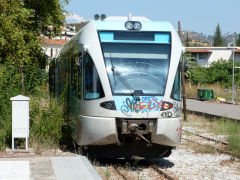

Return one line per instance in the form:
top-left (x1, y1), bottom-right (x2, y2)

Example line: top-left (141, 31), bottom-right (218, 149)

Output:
top-left (101, 43), bottom-right (170, 96)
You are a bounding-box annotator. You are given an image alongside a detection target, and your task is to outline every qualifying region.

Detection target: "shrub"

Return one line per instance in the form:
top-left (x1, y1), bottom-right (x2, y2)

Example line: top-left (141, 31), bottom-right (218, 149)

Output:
top-left (187, 59), bottom-right (240, 87)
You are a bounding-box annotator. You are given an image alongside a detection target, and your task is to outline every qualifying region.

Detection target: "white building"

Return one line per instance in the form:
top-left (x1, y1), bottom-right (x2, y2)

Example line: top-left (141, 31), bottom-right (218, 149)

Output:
top-left (186, 47), bottom-right (240, 66)
top-left (40, 24), bottom-right (79, 58)
top-left (41, 37), bottom-right (68, 58)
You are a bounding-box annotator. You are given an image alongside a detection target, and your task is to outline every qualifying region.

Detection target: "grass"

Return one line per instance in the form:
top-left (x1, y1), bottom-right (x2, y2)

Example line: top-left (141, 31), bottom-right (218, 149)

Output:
top-left (210, 119), bottom-right (240, 156)
top-left (185, 81), bottom-right (240, 103)
top-left (184, 113), bottom-right (240, 156)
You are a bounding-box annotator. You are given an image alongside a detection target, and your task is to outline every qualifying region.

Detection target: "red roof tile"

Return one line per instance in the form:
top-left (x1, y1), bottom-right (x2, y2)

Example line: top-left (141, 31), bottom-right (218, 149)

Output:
top-left (41, 37), bottom-right (69, 46)
top-left (233, 49), bottom-right (240, 53)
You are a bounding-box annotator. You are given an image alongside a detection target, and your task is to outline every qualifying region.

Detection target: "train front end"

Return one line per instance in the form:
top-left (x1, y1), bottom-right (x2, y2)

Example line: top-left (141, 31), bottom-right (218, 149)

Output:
top-left (76, 20), bottom-right (183, 158)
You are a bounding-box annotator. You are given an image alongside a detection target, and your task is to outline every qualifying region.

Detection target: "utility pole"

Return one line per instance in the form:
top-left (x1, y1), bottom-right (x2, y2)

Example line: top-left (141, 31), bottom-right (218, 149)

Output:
top-left (232, 37), bottom-right (235, 104)
top-left (178, 21), bottom-right (187, 120)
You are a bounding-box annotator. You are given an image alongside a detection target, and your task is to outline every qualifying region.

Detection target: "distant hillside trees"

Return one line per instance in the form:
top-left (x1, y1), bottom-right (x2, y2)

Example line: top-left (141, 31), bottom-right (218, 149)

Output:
top-left (213, 23), bottom-right (225, 46)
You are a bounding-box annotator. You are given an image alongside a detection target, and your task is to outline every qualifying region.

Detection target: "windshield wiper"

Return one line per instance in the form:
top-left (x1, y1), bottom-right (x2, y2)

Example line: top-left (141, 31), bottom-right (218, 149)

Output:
top-left (110, 53), bottom-right (140, 101)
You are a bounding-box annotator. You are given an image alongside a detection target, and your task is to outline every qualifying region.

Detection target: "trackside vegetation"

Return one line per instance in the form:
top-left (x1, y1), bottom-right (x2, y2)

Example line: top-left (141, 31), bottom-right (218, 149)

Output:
top-left (185, 57), bottom-right (240, 102)
top-left (0, 0), bottom-right (69, 151)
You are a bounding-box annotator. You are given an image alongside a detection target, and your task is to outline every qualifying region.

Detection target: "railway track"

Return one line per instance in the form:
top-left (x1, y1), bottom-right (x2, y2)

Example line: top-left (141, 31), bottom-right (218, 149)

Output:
top-left (150, 164), bottom-right (176, 180)
top-left (182, 129), bottom-right (240, 159)
top-left (111, 164), bottom-right (176, 180)
top-left (112, 165), bottom-right (128, 180)
top-left (182, 129), bottom-right (228, 145)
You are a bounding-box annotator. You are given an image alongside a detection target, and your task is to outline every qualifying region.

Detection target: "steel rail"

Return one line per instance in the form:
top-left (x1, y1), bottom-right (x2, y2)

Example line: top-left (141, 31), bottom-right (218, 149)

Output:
top-left (112, 166), bottom-right (128, 180)
top-left (182, 137), bottom-right (240, 159)
top-left (182, 129), bottom-right (228, 145)
top-left (150, 165), bottom-right (176, 180)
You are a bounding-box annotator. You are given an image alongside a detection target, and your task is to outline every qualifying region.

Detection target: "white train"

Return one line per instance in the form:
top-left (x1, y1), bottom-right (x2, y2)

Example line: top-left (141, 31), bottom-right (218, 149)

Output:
top-left (50, 19), bottom-right (184, 159)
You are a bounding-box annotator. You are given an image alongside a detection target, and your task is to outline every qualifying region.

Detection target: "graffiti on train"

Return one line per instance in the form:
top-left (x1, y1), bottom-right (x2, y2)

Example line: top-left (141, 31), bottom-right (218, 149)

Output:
top-left (114, 96), bottom-right (163, 117)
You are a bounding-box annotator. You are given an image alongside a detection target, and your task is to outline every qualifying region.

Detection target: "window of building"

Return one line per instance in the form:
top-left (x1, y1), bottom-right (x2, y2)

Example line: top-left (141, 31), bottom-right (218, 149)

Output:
top-left (199, 53), bottom-right (207, 60)
top-left (51, 48), bottom-right (53, 57)
top-left (83, 53), bottom-right (104, 100)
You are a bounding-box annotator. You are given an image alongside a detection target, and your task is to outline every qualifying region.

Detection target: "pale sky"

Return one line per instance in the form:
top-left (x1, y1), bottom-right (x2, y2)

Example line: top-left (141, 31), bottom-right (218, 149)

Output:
top-left (65, 0), bottom-right (240, 35)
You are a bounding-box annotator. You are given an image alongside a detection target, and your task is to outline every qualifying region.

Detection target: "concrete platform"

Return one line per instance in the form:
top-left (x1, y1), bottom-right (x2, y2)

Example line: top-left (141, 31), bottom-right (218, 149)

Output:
top-left (0, 156), bottom-right (102, 180)
top-left (186, 99), bottom-right (240, 120)
top-left (51, 156), bottom-right (102, 180)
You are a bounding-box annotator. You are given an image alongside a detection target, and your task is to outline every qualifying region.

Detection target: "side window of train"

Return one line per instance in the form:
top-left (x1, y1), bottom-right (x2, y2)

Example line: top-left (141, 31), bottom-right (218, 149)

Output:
top-left (71, 53), bottom-right (82, 99)
top-left (83, 53), bottom-right (105, 100)
top-left (171, 59), bottom-right (182, 101)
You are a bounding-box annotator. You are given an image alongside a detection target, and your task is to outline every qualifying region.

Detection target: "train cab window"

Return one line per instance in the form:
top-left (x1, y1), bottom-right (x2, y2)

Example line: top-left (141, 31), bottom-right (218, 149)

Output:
top-left (171, 60), bottom-right (182, 101)
top-left (83, 53), bottom-right (104, 100)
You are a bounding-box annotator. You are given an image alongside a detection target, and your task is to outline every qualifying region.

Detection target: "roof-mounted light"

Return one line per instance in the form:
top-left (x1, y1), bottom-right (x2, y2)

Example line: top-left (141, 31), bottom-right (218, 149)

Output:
top-left (125, 21), bottom-right (134, 30)
top-left (133, 21), bottom-right (142, 30)
top-left (125, 21), bottom-right (142, 30)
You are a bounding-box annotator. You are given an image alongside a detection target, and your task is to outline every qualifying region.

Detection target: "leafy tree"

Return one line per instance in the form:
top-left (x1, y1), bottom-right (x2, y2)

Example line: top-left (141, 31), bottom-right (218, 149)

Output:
top-left (94, 14), bottom-right (100, 20)
top-left (0, 0), bottom-right (67, 149)
top-left (236, 34), bottom-right (240, 46)
top-left (23, 0), bottom-right (69, 37)
top-left (213, 23), bottom-right (224, 47)
top-left (94, 13), bottom-right (107, 21)
top-left (100, 14), bottom-right (106, 21)
top-left (184, 33), bottom-right (191, 47)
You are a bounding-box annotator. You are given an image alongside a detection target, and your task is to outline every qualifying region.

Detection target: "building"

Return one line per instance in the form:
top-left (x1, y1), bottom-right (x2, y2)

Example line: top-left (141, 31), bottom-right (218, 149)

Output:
top-left (186, 47), bottom-right (240, 66)
top-left (41, 24), bottom-right (78, 58)
top-left (41, 37), bottom-right (68, 58)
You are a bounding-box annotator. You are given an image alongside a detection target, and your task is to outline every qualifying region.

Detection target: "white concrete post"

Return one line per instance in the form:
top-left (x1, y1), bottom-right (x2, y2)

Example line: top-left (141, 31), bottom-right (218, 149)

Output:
top-left (10, 95), bottom-right (30, 150)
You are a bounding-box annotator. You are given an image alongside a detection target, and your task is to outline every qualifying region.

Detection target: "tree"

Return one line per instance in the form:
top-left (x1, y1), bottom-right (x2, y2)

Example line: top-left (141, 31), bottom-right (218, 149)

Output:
top-left (94, 14), bottom-right (107, 21)
top-left (0, 0), bottom-right (67, 149)
top-left (236, 34), bottom-right (240, 46)
top-left (184, 33), bottom-right (191, 47)
top-left (0, 0), bottom-right (67, 90)
top-left (94, 14), bottom-right (100, 20)
top-left (213, 23), bottom-right (224, 47)
top-left (23, 0), bottom-right (69, 37)
top-left (100, 14), bottom-right (106, 21)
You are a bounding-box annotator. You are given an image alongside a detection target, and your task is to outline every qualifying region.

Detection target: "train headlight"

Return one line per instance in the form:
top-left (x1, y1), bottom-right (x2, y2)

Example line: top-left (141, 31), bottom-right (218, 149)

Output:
top-left (100, 101), bottom-right (116, 110)
top-left (125, 21), bottom-right (134, 30)
top-left (133, 21), bottom-right (142, 30)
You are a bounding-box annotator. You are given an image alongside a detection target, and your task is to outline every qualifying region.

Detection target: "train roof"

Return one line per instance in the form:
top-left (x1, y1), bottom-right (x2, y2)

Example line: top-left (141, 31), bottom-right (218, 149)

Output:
top-left (94, 20), bottom-right (171, 32)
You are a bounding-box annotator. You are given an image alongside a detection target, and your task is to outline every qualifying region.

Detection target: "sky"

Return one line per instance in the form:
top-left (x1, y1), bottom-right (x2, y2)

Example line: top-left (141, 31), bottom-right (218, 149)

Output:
top-left (65, 0), bottom-right (240, 35)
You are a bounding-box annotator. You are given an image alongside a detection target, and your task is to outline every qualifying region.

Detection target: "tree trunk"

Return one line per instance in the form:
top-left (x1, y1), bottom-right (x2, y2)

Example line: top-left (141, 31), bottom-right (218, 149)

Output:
top-left (21, 64), bottom-right (24, 91)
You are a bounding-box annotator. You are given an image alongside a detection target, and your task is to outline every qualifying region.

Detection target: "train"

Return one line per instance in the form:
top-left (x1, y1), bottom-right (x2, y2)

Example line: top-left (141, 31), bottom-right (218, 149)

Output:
top-left (49, 17), bottom-right (184, 159)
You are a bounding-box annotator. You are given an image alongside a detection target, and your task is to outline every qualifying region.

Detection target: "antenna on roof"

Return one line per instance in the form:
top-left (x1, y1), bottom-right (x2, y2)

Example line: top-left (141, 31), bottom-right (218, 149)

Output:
top-left (128, 13), bottom-right (132, 21)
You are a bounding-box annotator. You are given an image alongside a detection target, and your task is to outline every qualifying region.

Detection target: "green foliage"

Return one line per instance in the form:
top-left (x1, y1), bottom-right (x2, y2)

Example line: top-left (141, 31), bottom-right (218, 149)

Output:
top-left (30, 96), bottom-right (64, 147)
top-left (236, 34), bottom-right (240, 46)
top-left (94, 14), bottom-right (100, 20)
top-left (213, 23), bottom-right (225, 47)
top-left (94, 14), bottom-right (107, 21)
top-left (0, 0), bottom-right (67, 150)
top-left (187, 59), bottom-right (240, 87)
top-left (0, 63), bottom-right (21, 150)
top-left (184, 33), bottom-right (191, 47)
top-left (24, 0), bottom-right (69, 37)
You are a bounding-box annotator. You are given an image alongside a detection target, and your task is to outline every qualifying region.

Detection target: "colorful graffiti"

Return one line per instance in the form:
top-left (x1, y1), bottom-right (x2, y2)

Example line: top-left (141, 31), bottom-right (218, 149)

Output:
top-left (114, 96), bottom-right (163, 117)
top-left (173, 101), bottom-right (181, 117)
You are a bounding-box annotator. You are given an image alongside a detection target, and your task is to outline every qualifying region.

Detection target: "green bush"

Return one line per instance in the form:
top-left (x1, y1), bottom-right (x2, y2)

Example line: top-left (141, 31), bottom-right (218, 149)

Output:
top-left (30, 97), bottom-right (65, 147)
top-left (187, 59), bottom-right (240, 87)
top-left (0, 63), bottom-right (21, 150)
